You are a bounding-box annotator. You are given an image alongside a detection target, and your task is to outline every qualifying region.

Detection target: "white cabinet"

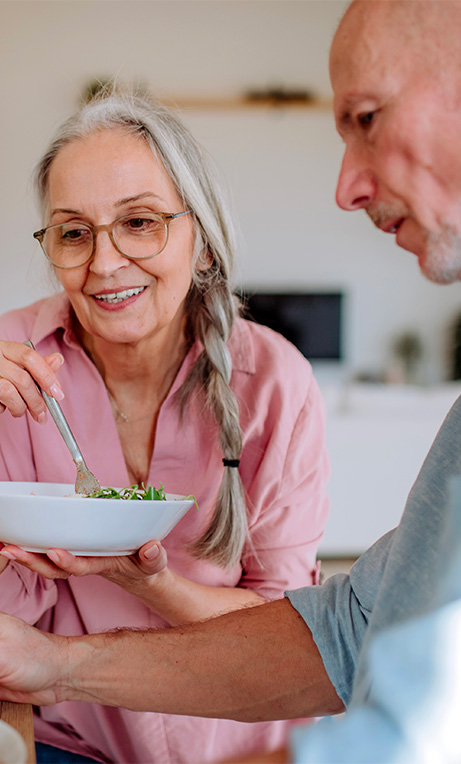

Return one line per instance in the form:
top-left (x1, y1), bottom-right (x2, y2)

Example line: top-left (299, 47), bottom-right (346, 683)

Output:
top-left (318, 383), bottom-right (461, 556)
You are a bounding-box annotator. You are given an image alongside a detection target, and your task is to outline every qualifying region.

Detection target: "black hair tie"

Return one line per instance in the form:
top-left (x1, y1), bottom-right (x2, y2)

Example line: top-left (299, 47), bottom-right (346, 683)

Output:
top-left (223, 458), bottom-right (240, 468)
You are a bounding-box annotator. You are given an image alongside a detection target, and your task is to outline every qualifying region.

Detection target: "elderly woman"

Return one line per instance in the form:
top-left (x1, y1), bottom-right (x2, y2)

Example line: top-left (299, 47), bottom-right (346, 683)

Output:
top-left (0, 88), bottom-right (329, 764)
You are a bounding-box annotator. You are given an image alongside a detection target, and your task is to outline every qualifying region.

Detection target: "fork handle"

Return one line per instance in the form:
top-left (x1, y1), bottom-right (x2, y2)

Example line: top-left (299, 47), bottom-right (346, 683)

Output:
top-left (23, 340), bottom-right (86, 467)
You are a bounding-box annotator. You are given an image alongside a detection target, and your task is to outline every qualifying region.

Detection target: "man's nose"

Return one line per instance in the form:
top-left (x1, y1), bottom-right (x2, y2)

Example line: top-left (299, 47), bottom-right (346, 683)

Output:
top-left (335, 146), bottom-right (376, 211)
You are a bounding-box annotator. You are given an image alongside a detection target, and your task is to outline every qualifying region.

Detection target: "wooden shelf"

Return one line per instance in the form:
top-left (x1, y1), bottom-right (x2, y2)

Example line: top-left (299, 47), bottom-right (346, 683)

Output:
top-left (161, 96), bottom-right (332, 112)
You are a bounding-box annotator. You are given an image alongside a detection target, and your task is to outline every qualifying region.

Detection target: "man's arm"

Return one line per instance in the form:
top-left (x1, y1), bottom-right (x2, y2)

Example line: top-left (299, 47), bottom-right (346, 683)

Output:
top-left (0, 598), bottom-right (344, 720)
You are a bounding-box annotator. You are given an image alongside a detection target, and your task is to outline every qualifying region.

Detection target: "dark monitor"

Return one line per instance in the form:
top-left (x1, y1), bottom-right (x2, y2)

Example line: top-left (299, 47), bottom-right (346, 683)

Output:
top-left (241, 292), bottom-right (343, 361)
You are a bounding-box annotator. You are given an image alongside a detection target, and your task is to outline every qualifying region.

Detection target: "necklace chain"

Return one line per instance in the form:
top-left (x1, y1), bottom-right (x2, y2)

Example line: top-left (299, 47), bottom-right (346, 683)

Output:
top-left (106, 390), bottom-right (129, 422)
top-left (106, 389), bottom-right (153, 424)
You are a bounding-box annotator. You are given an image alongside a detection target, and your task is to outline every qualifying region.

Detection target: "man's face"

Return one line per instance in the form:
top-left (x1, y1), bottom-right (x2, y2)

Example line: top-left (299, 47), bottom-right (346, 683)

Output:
top-left (329, 2), bottom-right (461, 284)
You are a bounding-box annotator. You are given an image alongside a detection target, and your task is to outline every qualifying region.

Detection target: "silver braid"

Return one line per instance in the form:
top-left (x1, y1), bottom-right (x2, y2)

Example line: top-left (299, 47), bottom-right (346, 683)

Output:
top-left (177, 243), bottom-right (248, 568)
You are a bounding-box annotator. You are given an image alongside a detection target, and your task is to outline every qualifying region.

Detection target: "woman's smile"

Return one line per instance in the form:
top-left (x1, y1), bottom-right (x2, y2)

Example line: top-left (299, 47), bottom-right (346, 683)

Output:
top-left (91, 285), bottom-right (148, 309)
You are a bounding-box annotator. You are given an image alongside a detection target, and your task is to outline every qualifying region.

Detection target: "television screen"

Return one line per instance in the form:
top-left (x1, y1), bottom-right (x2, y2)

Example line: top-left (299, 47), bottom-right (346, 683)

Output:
top-left (241, 292), bottom-right (343, 361)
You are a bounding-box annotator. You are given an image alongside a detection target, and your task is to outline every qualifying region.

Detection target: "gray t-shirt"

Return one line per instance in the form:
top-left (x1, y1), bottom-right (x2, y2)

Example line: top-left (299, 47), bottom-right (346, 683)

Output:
top-left (286, 395), bottom-right (461, 707)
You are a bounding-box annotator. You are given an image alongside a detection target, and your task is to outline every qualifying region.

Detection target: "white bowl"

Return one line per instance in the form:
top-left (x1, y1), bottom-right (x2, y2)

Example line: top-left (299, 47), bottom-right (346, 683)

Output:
top-left (0, 482), bottom-right (195, 556)
top-left (0, 719), bottom-right (27, 764)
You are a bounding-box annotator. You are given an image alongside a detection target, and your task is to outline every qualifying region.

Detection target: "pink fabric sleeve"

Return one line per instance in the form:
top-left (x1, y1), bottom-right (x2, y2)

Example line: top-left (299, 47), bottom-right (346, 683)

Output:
top-left (0, 564), bottom-right (58, 624)
top-left (0, 390), bottom-right (59, 624)
top-left (242, 374), bottom-right (330, 600)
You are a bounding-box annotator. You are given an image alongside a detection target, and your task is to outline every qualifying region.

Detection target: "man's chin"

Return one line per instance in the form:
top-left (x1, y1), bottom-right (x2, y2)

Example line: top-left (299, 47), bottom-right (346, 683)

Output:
top-left (419, 259), bottom-right (461, 285)
top-left (396, 223), bottom-right (461, 284)
top-left (418, 250), bottom-right (461, 285)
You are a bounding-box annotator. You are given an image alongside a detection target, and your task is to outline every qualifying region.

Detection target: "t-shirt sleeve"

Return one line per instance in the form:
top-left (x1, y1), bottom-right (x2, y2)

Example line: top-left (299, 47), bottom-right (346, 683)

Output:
top-left (289, 596), bottom-right (461, 763)
top-left (285, 529), bottom-right (394, 706)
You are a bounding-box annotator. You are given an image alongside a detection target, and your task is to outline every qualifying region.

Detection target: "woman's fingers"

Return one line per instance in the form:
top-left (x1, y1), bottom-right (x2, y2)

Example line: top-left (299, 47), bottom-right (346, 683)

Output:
top-left (138, 541), bottom-right (168, 574)
top-left (45, 542), bottom-right (169, 582)
top-left (0, 371), bottom-right (43, 421)
top-left (0, 546), bottom-right (111, 579)
top-left (0, 546), bottom-right (71, 579)
top-left (0, 545), bottom-right (10, 574)
top-left (0, 343), bottom-right (64, 423)
top-left (0, 541), bottom-right (169, 585)
top-left (44, 353), bottom-right (65, 373)
top-left (0, 546), bottom-right (113, 579)
top-left (48, 544), bottom-right (169, 578)
top-left (46, 550), bottom-right (111, 577)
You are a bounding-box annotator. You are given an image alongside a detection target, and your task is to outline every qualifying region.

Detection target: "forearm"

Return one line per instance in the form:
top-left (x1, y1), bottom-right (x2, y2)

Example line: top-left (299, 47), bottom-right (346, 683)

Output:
top-left (60, 598), bottom-right (343, 720)
top-left (127, 568), bottom-right (265, 625)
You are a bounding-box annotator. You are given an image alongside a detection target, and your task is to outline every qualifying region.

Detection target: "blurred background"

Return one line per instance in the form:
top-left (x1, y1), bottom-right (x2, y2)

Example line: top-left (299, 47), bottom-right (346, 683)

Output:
top-left (2, 0), bottom-right (461, 558)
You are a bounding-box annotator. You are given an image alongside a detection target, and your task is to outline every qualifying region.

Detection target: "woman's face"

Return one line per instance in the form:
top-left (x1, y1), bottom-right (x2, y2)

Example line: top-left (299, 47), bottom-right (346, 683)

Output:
top-left (46, 128), bottom-right (196, 348)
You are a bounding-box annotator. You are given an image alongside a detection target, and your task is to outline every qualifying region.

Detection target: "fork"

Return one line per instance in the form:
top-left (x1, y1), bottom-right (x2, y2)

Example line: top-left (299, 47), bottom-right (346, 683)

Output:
top-left (24, 340), bottom-right (101, 496)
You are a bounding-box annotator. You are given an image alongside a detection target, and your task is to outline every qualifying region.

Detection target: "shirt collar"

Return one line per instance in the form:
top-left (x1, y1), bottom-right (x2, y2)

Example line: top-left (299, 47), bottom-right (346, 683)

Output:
top-left (226, 318), bottom-right (256, 375)
top-left (29, 292), bottom-right (256, 374)
top-left (30, 292), bottom-right (80, 349)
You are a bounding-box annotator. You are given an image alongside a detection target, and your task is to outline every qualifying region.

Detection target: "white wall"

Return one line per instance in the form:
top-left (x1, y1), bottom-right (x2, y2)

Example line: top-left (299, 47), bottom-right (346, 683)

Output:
top-left (2, 0), bottom-right (460, 385)
top-left (0, 0), bottom-right (460, 382)
top-left (3, 0), bottom-right (461, 555)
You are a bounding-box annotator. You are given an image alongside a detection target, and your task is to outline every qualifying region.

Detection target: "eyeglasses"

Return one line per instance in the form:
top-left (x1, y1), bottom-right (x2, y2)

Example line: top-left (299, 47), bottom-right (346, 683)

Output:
top-left (33, 210), bottom-right (193, 270)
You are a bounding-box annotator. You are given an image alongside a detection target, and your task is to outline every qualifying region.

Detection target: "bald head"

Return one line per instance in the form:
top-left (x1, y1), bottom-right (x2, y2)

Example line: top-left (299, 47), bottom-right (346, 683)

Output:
top-left (332, 0), bottom-right (461, 86)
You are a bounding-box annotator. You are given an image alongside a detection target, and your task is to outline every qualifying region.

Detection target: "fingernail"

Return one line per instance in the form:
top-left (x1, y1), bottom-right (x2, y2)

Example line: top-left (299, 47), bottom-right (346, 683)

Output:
top-left (47, 550), bottom-right (60, 564)
top-left (50, 384), bottom-right (64, 401)
top-left (0, 550), bottom-right (16, 561)
top-left (47, 354), bottom-right (65, 371)
top-left (37, 411), bottom-right (47, 424)
top-left (144, 544), bottom-right (159, 560)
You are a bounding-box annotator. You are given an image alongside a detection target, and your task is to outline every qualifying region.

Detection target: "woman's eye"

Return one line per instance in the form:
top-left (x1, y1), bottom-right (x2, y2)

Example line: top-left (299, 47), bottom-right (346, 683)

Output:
top-left (123, 217), bottom-right (162, 235)
top-left (357, 111), bottom-right (375, 128)
top-left (127, 218), bottom-right (147, 229)
top-left (61, 227), bottom-right (90, 244)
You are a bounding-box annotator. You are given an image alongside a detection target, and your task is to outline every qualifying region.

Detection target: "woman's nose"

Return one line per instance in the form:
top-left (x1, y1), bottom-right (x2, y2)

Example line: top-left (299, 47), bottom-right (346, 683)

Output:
top-left (335, 146), bottom-right (376, 211)
top-left (89, 230), bottom-right (129, 276)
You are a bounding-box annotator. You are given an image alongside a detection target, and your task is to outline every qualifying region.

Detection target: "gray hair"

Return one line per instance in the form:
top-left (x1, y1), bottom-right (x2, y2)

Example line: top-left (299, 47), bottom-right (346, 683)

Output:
top-left (34, 85), bottom-right (248, 568)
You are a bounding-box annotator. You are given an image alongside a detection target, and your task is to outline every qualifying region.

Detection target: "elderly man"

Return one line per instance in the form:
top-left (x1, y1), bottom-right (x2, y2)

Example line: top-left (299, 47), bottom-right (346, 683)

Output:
top-left (0, 1), bottom-right (460, 762)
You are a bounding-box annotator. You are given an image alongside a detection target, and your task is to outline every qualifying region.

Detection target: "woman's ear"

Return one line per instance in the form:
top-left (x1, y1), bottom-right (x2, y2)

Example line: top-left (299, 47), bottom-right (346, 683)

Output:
top-left (196, 248), bottom-right (214, 272)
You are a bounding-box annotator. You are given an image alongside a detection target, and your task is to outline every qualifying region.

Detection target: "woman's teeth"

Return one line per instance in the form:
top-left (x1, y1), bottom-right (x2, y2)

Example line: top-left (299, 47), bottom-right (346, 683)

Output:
top-left (94, 286), bottom-right (146, 304)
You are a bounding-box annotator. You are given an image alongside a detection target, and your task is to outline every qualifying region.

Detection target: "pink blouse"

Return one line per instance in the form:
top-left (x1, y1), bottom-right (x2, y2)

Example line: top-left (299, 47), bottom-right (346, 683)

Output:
top-left (0, 293), bottom-right (329, 764)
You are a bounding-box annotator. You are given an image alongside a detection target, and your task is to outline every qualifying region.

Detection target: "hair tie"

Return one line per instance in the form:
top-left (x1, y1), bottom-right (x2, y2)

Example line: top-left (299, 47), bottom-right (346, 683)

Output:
top-left (223, 458), bottom-right (240, 468)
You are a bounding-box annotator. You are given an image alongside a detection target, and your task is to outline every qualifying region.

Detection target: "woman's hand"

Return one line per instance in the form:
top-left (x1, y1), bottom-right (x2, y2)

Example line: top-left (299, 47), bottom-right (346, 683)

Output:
top-left (0, 341), bottom-right (64, 423)
top-left (0, 540), bottom-right (168, 594)
top-left (0, 541), bottom-right (265, 627)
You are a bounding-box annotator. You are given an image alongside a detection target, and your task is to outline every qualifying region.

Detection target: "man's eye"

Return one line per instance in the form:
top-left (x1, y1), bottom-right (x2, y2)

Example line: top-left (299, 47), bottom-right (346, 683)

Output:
top-left (357, 111), bottom-right (375, 128)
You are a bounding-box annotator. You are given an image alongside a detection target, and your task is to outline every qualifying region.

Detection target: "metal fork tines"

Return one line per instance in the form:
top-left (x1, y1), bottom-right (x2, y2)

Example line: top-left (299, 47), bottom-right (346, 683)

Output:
top-left (24, 340), bottom-right (100, 496)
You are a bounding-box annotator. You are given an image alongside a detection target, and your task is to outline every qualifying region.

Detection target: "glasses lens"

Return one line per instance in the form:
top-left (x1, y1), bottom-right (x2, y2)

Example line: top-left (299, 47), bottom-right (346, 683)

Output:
top-left (43, 223), bottom-right (93, 267)
top-left (113, 214), bottom-right (168, 259)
